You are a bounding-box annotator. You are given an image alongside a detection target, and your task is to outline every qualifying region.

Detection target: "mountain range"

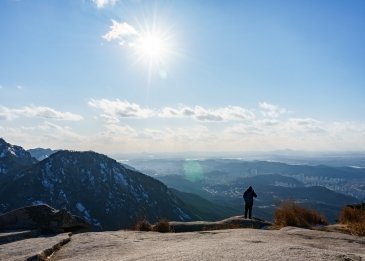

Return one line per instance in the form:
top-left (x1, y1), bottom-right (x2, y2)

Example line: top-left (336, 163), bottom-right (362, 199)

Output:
top-left (0, 139), bottom-right (197, 230)
top-left (1, 138), bottom-right (362, 229)
top-left (128, 158), bottom-right (363, 222)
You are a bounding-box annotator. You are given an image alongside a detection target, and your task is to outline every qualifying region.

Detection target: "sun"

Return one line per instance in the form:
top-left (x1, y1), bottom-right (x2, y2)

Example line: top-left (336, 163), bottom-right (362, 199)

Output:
top-left (125, 18), bottom-right (179, 80)
top-left (135, 32), bottom-right (170, 65)
top-left (137, 34), bottom-right (166, 60)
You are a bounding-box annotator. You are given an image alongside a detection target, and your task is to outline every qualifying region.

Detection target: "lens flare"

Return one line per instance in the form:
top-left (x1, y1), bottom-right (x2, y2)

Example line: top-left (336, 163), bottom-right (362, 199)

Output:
top-left (183, 160), bottom-right (204, 182)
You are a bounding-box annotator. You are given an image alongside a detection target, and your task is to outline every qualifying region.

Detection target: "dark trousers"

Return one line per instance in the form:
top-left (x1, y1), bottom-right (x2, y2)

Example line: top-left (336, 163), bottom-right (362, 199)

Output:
top-left (244, 202), bottom-right (253, 219)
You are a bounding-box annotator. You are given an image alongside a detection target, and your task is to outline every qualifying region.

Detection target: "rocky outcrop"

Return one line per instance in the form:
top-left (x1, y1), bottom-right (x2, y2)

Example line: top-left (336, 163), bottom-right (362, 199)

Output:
top-left (0, 215), bottom-right (364, 261)
top-left (0, 230), bottom-right (40, 244)
top-left (169, 216), bottom-right (272, 232)
top-left (0, 204), bottom-right (90, 233)
top-left (50, 227), bottom-right (365, 260)
top-left (0, 232), bottom-right (70, 261)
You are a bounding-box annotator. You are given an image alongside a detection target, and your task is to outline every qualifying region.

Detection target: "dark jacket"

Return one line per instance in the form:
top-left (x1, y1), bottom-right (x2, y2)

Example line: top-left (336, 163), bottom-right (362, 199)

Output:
top-left (243, 187), bottom-right (257, 205)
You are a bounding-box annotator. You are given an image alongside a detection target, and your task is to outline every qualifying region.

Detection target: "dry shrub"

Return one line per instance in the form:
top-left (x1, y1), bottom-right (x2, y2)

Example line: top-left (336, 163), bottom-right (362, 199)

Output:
top-left (274, 200), bottom-right (328, 228)
top-left (339, 206), bottom-right (365, 236)
top-left (134, 219), bottom-right (152, 231)
top-left (348, 222), bottom-right (365, 236)
top-left (153, 219), bottom-right (172, 233)
top-left (339, 206), bottom-right (364, 224)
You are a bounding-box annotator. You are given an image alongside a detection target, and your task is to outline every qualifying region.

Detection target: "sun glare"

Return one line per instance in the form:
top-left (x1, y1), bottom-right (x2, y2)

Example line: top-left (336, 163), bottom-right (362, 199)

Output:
top-left (138, 34), bottom-right (165, 59)
top-left (124, 16), bottom-right (179, 81)
top-left (135, 32), bottom-right (170, 65)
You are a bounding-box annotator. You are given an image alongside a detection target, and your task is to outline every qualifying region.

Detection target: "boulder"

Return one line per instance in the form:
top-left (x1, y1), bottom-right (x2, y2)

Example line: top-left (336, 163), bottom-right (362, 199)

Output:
top-left (0, 204), bottom-right (90, 233)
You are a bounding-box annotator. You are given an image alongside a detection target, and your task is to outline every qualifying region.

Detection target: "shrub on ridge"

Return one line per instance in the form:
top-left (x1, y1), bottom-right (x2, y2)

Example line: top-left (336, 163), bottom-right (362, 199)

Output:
top-left (153, 219), bottom-right (172, 233)
top-left (339, 205), bottom-right (365, 236)
top-left (134, 219), bottom-right (152, 231)
top-left (274, 200), bottom-right (328, 228)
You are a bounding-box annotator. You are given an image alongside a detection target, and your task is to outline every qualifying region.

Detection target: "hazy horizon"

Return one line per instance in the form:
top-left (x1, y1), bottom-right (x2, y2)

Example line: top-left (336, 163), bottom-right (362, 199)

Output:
top-left (1, 1), bottom-right (365, 154)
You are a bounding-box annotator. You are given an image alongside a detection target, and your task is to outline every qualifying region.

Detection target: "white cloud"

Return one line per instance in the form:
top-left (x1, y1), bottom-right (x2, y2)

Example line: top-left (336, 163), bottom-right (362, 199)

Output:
top-left (259, 119), bottom-right (280, 126)
top-left (19, 106), bottom-right (83, 121)
top-left (217, 106), bottom-right (256, 121)
top-left (94, 125), bottom-right (218, 153)
top-left (159, 105), bottom-right (255, 122)
top-left (0, 122), bottom-right (85, 151)
top-left (159, 107), bottom-right (183, 117)
top-left (89, 100), bottom-right (255, 123)
top-left (93, 0), bottom-right (118, 8)
top-left (102, 20), bottom-right (138, 42)
top-left (3, 99), bottom-right (364, 153)
top-left (259, 102), bottom-right (288, 118)
top-left (0, 106), bottom-right (15, 120)
top-left (192, 106), bottom-right (223, 121)
top-left (103, 124), bottom-right (137, 137)
top-left (2, 118), bottom-right (365, 154)
top-left (39, 122), bottom-right (81, 137)
top-left (224, 123), bottom-right (262, 136)
top-left (285, 118), bottom-right (326, 134)
top-left (0, 105), bottom-right (83, 121)
top-left (88, 99), bottom-right (154, 122)
top-left (225, 117), bottom-right (327, 138)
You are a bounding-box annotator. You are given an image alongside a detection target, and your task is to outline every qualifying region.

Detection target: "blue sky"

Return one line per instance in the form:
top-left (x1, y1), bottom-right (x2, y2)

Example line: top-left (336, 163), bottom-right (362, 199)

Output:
top-left (0, 0), bottom-right (365, 154)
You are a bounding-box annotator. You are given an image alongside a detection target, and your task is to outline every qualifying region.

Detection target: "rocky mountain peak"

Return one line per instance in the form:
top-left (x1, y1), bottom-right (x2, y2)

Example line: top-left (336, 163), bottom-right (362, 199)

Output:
top-left (0, 138), bottom-right (37, 177)
top-left (27, 148), bottom-right (58, 161)
top-left (0, 138), bottom-right (33, 160)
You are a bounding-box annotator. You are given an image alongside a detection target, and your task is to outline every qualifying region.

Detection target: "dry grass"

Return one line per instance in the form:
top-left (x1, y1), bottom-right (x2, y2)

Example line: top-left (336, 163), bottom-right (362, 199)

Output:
top-left (274, 200), bottom-right (328, 228)
top-left (339, 206), bottom-right (365, 236)
top-left (153, 219), bottom-right (172, 233)
top-left (134, 219), bottom-right (152, 231)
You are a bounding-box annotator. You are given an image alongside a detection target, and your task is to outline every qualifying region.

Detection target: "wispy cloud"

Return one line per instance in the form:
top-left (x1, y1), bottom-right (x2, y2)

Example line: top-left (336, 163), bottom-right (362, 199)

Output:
top-left (1, 119), bottom-right (364, 153)
top-left (91, 125), bottom-right (218, 153)
top-left (0, 105), bottom-right (83, 121)
top-left (224, 123), bottom-right (263, 136)
top-left (102, 20), bottom-right (138, 43)
top-left (285, 118), bottom-right (326, 134)
top-left (2, 99), bottom-right (363, 153)
top-left (102, 124), bottom-right (137, 137)
top-left (92, 0), bottom-right (119, 9)
top-left (259, 102), bottom-right (288, 118)
top-left (39, 122), bottom-right (83, 139)
top-left (160, 105), bottom-right (255, 122)
top-left (88, 99), bottom-right (154, 122)
top-left (0, 106), bottom-right (15, 121)
top-left (89, 99), bottom-right (255, 122)
top-left (0, 122), bottom-right (85, 150)
top-left (20, 106), bottom-right (83, 121)
top-left (225, 117), bottom-right (326, 138)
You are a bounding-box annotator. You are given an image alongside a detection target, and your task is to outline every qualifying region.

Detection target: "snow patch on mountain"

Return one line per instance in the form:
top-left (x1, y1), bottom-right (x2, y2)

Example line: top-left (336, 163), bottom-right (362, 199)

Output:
top-left (0, 148), bottom-right (197, 230)
top-left (32, 200), bottom-right (46, 205)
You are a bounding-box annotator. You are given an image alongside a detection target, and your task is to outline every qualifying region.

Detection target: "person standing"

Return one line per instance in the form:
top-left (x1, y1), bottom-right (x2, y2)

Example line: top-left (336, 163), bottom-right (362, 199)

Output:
top-left (243, 186), bottom-right (257, 219)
